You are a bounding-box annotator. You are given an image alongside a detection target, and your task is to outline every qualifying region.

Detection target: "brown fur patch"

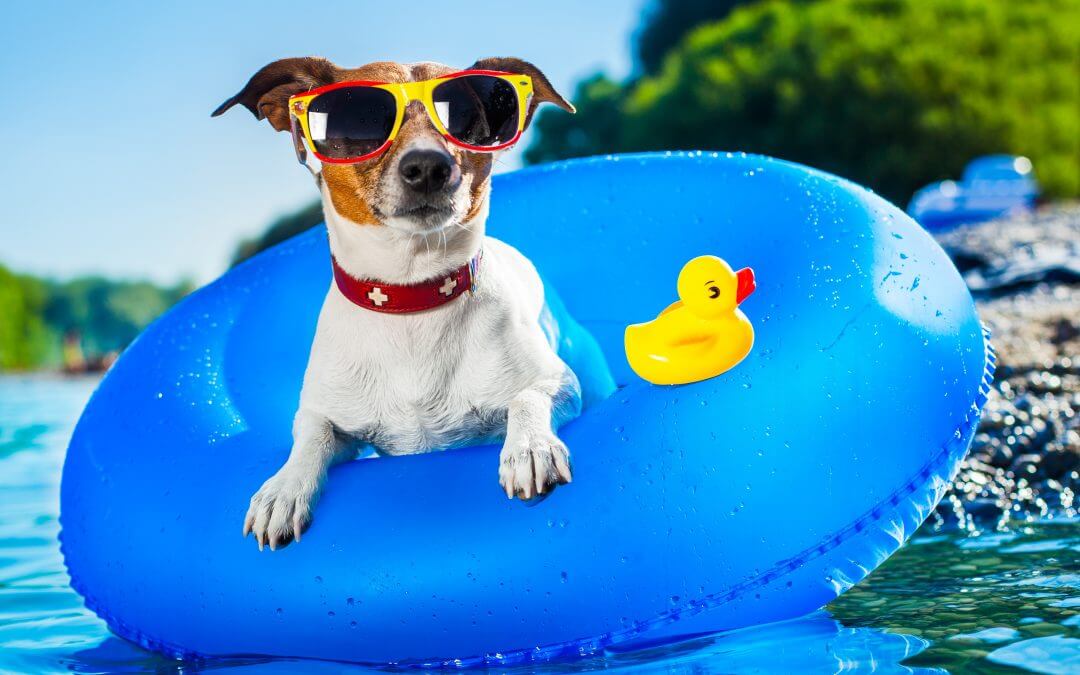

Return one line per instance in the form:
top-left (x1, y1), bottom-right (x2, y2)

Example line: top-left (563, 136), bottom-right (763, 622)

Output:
top-left (212, 57), bottom-right (339, 131)
top-left (463, 153), bottom-right (493, 223)
top-left (338, 61), bottom-right (411, 85)
top-left (321, 162), bottom-right (384, 224)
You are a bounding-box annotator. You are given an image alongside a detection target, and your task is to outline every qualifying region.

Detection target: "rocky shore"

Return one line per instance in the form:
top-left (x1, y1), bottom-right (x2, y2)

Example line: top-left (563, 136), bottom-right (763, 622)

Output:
top-left (933, 204), bottom-right (1079, 527)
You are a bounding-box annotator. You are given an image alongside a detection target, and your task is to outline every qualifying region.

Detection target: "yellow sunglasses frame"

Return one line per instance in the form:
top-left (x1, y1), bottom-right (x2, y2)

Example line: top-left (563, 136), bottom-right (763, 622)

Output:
top-left (287, 71), bottom-right (534, 164)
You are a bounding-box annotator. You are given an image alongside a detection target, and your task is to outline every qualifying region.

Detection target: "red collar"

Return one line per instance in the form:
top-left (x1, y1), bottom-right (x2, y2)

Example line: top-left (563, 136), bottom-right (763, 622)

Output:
top-left (330, 251), bottom-right (481, 314)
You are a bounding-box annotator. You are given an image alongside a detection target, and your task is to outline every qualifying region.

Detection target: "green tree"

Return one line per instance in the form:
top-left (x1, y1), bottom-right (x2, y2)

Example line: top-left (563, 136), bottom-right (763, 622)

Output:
top-left (636, 0), bottom-right (758, 75)
top-left (41, 277), bottom-right (192, 357)
top-left (525, 74), bottom-right (628, 165)
top-left (529, 0), bottom-right (1080, 203)
top-left (0, 265), bottom-right (52, 369)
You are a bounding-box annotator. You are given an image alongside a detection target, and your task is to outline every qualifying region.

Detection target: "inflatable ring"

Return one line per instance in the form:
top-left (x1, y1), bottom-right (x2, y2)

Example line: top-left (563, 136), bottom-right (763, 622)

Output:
top-left (60, 153), bottom-right (994, 666)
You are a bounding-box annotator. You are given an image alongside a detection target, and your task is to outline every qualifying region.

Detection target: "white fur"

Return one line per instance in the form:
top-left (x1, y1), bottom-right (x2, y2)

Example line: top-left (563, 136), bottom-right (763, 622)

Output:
top-left (244, 140), bottom-right (579, 550)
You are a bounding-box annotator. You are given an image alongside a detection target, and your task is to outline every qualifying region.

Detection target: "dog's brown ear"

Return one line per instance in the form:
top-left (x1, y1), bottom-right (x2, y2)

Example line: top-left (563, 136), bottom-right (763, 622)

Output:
top-left (212, 57), bottom-right (338, 131)
top-left (470, 57), bottom-right (575, 127)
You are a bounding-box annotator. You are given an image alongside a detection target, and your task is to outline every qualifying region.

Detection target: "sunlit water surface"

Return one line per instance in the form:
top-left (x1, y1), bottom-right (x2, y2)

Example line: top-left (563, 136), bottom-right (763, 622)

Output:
top-left (1, 376), bottom-right (1076, 674)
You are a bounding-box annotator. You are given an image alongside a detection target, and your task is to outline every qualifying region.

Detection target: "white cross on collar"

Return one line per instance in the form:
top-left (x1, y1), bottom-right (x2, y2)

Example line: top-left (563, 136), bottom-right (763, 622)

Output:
top-left (439, 277), bottom-right (458, 297)
top-left (368, 287), bottom-right (389, 306)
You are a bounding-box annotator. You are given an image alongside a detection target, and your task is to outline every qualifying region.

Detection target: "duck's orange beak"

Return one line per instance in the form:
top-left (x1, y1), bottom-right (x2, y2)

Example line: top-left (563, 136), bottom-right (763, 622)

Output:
top-left (735, 267), bottom-right (756, 304)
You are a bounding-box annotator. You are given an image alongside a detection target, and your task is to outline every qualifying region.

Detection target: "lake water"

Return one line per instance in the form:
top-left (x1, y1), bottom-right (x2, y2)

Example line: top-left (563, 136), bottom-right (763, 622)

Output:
top-left (1, 375), bottom-right (1076, 674)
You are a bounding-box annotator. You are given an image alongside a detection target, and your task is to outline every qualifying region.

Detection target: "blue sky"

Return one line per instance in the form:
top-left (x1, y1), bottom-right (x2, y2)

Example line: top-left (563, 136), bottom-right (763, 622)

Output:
top-left (0, 1), bottom-right (640, 284)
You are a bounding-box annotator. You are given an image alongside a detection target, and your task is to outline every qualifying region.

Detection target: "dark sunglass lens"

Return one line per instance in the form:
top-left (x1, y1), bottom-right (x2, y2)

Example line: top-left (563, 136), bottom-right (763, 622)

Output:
top-left (432, 75), bottom-right (520, 148)
top-left (308, 87), bottom-right (396, 159)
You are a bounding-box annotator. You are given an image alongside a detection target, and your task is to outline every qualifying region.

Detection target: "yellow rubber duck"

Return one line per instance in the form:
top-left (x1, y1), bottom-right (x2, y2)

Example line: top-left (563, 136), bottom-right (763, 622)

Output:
top-left (625, 255), bottom-right (756, 385)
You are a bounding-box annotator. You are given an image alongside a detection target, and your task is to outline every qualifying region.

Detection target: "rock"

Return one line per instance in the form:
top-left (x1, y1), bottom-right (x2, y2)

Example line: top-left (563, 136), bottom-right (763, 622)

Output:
top-left (962, 498), bottom-right (1003, 522)
top-left (936, 204), bottom-right (1080, 299)
top-left (1050, 318), bottom-right (1079, 344)
top-left (1038, 450), bottom-right (1078, 481)
top-left (1011, 453), bottom-right (1043, 477)
top-left (934, 204), bottom-right (1080, 527)
top-left (988, 443), bottom-right (1014, 469)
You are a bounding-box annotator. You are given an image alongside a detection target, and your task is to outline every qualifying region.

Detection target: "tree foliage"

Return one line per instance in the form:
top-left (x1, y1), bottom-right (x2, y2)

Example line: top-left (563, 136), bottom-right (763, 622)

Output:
top-left (529, 0), bottom-right (1080, 203)
top-left (0, 265), bottom-right (191, 371)
top-left (525, 74), bottom-right (628, 165)
top-left (0, 266), bottom-right (50, 370)
top-left (635, 0), bottom-right (757, 75)
top-left (41, 277), bottom-right (192, 358)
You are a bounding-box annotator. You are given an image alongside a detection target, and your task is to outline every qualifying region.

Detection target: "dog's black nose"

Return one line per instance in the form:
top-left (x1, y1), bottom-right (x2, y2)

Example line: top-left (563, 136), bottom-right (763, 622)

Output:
top-left (398, 150), bottom-right (455, 193)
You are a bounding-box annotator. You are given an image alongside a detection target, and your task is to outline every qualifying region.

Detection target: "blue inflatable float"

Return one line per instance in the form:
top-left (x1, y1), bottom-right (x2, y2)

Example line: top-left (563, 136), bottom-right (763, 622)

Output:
top-left (60, 152), bottom-right (994, 666)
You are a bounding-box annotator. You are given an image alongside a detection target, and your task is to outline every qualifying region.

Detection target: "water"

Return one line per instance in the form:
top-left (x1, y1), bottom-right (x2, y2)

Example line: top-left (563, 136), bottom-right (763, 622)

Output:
top-left (1, 376), bottom-right (1077, 674)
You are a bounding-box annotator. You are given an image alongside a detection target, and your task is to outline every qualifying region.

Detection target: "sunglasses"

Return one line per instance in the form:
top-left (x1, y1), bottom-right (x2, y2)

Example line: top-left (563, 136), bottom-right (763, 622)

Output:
top-left (287, 70), bottom-right (533, 165)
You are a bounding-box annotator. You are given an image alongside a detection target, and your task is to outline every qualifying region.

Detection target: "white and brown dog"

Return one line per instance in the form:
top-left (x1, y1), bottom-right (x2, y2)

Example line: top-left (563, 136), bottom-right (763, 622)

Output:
top-left (214, 57), bottom-right (580, 550)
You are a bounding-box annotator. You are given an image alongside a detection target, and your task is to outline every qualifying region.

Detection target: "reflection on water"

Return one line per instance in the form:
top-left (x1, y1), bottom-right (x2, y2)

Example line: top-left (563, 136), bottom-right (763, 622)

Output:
top-left (830, 523), bottom-right (1078, 673)
top-left (0, 376), bottom-right (1076, 674)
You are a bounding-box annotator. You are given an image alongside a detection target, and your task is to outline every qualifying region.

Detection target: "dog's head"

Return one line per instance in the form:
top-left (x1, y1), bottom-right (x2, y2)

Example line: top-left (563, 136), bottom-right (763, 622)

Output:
top-left (214, 57), bottom-right (572, 235)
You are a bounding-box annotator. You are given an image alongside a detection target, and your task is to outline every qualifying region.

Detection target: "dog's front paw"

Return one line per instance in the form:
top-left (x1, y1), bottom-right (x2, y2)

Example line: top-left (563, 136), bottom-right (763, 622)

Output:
top-left (243, 465), bottom-right (319, 551)
top-left (498, 432), bottom-right (572, 500)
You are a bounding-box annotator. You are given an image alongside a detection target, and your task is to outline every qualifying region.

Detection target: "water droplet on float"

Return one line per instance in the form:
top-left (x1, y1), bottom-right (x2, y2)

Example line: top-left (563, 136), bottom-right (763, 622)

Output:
top-left (276, 607), bottom-right (283, 616)
top-left (560, 571), bottom-right (568, 583)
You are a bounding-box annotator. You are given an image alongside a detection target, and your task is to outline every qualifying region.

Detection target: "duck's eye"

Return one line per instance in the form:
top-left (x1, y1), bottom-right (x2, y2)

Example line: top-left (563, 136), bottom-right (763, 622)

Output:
top-left (708, 286), bottom-right (721, 299)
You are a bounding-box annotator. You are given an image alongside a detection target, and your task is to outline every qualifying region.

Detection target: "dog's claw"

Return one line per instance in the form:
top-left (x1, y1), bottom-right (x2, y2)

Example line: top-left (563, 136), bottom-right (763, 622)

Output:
top-left (499, 433), bottom-right (571, 502)
top-left (535, 453), bottom-right (554, 495)
top-left (554, 452), bottom-right (572, 484)
top-left (244, 466), bottom-right (316, 551)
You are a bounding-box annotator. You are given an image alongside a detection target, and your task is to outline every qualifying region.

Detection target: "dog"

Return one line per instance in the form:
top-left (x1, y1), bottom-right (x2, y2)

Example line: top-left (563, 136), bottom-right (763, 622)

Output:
top-left (214, 57), bottom-right (581, 550)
